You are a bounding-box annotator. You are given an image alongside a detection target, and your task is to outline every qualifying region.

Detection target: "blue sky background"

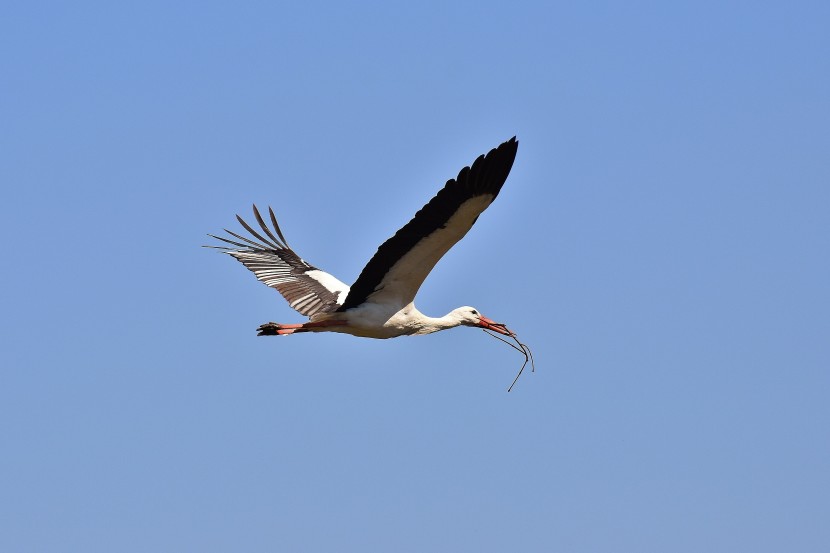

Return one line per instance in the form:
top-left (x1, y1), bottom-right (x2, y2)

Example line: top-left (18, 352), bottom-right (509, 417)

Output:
top-left (2, 1), bottom-right (828, 551)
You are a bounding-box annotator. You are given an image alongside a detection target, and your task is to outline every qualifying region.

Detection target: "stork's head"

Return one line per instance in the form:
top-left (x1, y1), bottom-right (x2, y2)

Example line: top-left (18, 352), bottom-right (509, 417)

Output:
top-left (453, 306), bottom-right (513, 336)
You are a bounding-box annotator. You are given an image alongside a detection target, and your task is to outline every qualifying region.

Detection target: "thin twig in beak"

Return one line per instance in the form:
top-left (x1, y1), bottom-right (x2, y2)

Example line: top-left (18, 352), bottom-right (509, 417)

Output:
top-left (482, 328), bottom-right (535, 392)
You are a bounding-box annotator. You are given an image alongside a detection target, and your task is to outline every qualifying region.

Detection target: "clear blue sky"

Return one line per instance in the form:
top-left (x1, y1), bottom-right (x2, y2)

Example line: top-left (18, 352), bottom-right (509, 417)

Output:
top-left (2, 1), bottom-right (828, 551)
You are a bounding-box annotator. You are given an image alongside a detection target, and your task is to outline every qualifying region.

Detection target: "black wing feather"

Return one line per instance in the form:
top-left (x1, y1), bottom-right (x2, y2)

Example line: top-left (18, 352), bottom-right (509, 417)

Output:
top-left (338, 137), bottom-right (518, 311)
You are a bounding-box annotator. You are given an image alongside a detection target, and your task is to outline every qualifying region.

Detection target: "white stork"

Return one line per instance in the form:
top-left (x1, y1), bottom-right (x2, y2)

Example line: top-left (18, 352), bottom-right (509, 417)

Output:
top-left (209, 137), bottom-right (533, 389)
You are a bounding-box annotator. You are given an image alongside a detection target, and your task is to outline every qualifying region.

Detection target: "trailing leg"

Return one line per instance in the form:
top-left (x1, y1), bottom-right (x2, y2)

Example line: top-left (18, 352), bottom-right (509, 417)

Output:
top-left (257, 319), bottom-right (348, 336)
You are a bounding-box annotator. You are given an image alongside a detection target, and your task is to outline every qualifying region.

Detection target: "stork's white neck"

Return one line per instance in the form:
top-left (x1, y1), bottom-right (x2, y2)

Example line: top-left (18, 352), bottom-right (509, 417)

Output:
top-left (414, 313), bottom-right (464, 335)
top-left (390, 304), bottom-right (475, 335)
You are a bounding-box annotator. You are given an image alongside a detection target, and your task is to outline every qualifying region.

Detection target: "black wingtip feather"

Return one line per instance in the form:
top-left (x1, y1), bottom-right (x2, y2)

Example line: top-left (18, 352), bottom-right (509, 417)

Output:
top-left (252, 204), bottom-right (287, 249)
top-left (268, 206), bottom-right (290, 246)
top-left (235, 214), bottom-right (281, 250)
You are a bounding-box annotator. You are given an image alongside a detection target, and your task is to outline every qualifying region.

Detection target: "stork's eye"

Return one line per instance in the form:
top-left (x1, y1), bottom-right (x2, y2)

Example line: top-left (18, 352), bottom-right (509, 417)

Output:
top-left (471, 309), bottom-right (478, 315)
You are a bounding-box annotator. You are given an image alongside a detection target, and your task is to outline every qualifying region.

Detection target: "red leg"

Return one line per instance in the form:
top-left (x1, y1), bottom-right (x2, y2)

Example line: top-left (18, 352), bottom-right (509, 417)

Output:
top-left (302, 320), bottom-right (348, 329)
top-left (257, 320), bottom-right (347, 336)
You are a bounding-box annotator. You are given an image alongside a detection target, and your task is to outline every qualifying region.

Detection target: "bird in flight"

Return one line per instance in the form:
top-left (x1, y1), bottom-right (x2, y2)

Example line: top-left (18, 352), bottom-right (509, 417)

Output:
top-left (208, 137), bottom-right (533, 390)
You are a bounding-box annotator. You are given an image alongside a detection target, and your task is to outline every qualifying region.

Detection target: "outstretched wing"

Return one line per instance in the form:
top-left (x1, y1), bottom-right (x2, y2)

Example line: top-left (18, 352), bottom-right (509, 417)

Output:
top-left (338, 136), bottom-right (518, 312)
top-left (208, 205), bottom-right (349, 317)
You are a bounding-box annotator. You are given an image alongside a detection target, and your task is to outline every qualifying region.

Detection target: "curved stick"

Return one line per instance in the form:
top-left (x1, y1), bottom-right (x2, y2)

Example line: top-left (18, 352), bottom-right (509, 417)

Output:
top-left (482, 328), bottom-right (535, 392)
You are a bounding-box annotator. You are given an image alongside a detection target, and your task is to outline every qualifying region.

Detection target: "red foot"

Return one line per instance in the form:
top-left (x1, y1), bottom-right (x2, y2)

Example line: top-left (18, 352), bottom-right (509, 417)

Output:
top-left (257, 322), bottom-right (299, 336)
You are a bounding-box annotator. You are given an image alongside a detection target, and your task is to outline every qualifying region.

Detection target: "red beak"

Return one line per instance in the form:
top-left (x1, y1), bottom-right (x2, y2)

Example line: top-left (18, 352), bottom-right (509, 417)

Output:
top-left (478, 315), bottom-right (513, 336)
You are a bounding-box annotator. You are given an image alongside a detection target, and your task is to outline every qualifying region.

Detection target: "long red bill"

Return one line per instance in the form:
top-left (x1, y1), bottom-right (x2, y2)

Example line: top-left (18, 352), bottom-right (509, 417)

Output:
top-left (478, 316), bottom-right (514, 336)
